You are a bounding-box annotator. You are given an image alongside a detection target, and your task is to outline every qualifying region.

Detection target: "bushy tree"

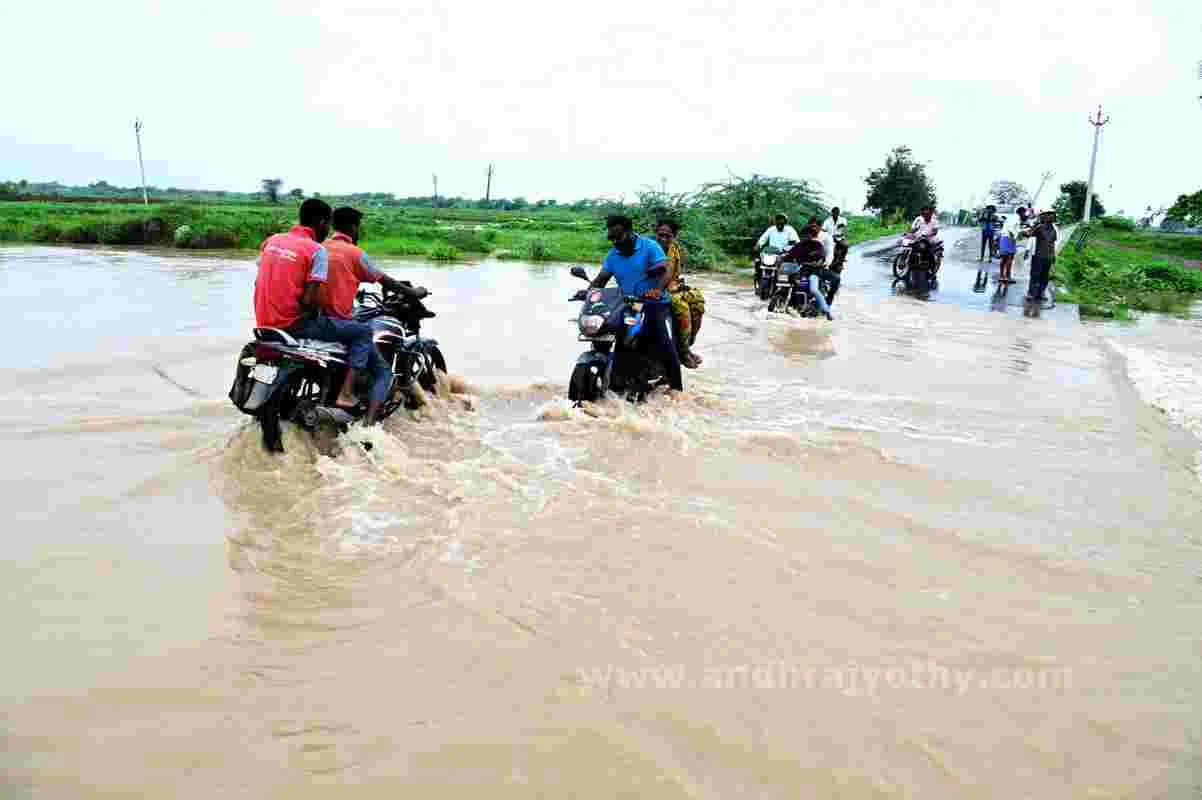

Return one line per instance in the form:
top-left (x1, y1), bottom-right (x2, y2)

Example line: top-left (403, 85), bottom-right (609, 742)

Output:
top-left (696, 173), bottom-right (824, 255)
top-left (261, 178), bottom-right (284, 203)
top-left (1165, 189), bottom-right (1202, 227)
top-left (289, 188), bottom-right (303, 200)
top-left (864, 146), bottom-right (937, 220)
top-left (989, 180), bottom-right (1029, 206)
top-left (1052, 180), bottom-right (1104, 222)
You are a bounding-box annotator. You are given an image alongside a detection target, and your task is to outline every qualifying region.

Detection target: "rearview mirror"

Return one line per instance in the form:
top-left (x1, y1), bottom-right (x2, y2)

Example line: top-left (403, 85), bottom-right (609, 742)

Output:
top-left (570, 266), bottom-right (588, 280)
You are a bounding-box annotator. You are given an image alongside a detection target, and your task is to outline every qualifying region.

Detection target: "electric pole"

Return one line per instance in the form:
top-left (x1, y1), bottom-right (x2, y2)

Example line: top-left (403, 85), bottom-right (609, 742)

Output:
top-left (134, 118), bottom-right (148, 206)
top-left (1029, 170), bottom-right (1053, 210)
top-left (485, 163), bottom-right (493, 203)
top-left (661, 176), bottom-right (667, 195)
top-left (432, 173), bottom-right (438, 217)
top-left (1083, 105), bottom-right (1110, 224)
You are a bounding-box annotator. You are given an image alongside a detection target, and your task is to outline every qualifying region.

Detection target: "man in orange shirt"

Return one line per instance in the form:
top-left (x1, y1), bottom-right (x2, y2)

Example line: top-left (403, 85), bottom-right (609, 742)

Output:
top-left (321, 206), bottom-right (428, 425)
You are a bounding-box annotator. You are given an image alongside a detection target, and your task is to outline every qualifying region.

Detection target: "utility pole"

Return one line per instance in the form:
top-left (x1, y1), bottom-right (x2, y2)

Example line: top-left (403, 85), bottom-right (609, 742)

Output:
top-left (134, 118), bottom-right (148, 206)
top-left (1083, 105), bottom-right (1110, 224)
top-left (432, 173), bottom-right (438, 218)
top-left (1030, 170), bottom-right (1053, 209)
top-left (661, 176), bottom-right (667, 195)
top-left (485, 163), bottom-right (493, 203)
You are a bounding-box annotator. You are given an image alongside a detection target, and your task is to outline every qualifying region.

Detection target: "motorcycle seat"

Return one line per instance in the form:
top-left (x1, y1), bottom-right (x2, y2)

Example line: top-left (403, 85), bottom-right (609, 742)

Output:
top-left (253, 327), bottom-right (299, 346)
top-left (296, 339), bottom-right (348, 354)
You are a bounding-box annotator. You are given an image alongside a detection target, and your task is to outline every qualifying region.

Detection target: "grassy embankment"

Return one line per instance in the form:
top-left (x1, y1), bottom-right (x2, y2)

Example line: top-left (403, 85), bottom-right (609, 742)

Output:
top-left (0, 201), bottom-right (903, 270)
top-left (1054, 220), bottom-right (1202, 319)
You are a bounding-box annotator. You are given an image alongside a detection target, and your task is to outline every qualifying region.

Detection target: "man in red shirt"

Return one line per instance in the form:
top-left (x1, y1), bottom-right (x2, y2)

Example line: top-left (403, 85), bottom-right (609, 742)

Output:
top-left (320, 206), bottom-right (428, 424)
top-left (253, 198), bottom-right (377, 419)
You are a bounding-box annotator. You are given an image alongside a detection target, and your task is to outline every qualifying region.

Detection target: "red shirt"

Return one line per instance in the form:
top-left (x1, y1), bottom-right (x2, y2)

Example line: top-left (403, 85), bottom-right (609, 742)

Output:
top-left (253, 225), bottom-right (328, 328)
top-left (319, 232), bottom-right (384, 319)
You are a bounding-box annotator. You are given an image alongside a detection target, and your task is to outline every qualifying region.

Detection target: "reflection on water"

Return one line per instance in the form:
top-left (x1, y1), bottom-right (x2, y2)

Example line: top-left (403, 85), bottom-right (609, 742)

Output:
top-left (3, 239), bottom-right (1202, 798)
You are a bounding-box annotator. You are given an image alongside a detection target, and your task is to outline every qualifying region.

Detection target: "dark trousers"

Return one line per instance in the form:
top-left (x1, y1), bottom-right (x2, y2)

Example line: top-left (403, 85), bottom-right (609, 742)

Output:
top-left (642, 302), bottom-right (683, 391)
top-left (980, 230), bottom-right (995, 260)
top-left (1030, 255), bottom-right (1053, 299)
top-left (820, 268), bottom-right (841, 303)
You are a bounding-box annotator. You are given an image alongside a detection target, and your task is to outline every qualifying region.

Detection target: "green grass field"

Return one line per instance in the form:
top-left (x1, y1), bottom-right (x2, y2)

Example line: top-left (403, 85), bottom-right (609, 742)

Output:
top-left (0, 200), bottom-right (903, 270)
top-left (1055, 225), bottom-right (1202, 318)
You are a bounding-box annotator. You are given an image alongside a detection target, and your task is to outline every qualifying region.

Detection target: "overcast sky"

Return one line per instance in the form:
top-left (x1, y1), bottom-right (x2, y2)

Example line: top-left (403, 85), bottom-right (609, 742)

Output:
top-left (4, 0), bottom-right (1200, 214)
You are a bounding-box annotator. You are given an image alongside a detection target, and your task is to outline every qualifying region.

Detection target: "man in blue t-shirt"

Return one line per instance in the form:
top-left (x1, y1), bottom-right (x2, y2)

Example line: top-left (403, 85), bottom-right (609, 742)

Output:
top-left (588, 215), bottom-right (683, 392)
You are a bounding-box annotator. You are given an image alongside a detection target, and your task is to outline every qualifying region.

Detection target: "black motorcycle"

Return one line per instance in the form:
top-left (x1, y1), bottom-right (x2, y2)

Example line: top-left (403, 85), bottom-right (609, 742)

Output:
top-left (753, 248), bottom-right (784, 300)
top-left (566, 265), bottom-right (665, 404)
top-left (767, 259), bottom-right (832, 316)
top-left (227, 284), bottom-right (446, 452)
top-left (892, 233), bottom-right (942, 292)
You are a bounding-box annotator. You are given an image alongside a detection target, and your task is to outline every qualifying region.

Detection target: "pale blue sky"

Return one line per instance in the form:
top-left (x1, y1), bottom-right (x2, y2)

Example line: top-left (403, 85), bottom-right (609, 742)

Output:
top-left (4, 0), bottom-right (1200, 215)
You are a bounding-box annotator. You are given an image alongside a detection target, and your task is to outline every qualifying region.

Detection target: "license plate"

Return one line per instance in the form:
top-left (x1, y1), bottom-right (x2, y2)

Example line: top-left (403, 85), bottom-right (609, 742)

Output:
top-left (251, 363), bottom-right (279, 384)
top-left (624, 317), bottom-right (638, 325)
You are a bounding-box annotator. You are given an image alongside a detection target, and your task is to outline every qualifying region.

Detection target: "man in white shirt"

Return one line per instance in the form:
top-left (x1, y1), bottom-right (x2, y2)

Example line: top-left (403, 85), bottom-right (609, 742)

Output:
top-left (821, 207), bottom-right (849, 269)
top-left (755, 214), bottom-right (800, 253)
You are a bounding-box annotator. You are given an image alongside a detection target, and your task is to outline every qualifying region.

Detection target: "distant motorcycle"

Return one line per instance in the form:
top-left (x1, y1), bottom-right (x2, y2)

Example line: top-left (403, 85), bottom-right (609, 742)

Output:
top-left (767, 257), bottom-right (832, 316)
top-left (754, 248), bottom-right (785, 300)
top-left (566, 265), bottom-right (666, 404)
top-left (227, 284), bottom-right (446, 452)
top-left (892, 233), bottom-right (942, 292)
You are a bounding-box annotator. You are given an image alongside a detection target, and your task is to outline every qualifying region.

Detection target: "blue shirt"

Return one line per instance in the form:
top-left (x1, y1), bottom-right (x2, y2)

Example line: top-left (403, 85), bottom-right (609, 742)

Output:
top-left (603, 235), bottom-right (669, 303)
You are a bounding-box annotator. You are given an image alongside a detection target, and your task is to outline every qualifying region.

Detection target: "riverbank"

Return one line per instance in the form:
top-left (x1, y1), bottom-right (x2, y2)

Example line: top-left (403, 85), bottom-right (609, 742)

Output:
top-left (0, 201), bottom-right (903, 270)
top-left (1054, 222), bottom-right (1202, 319)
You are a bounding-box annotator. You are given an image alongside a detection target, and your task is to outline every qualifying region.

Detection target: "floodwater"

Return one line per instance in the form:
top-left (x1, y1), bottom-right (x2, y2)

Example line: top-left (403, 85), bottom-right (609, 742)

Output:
top-left (3, 231), bottom-right (1201, 798)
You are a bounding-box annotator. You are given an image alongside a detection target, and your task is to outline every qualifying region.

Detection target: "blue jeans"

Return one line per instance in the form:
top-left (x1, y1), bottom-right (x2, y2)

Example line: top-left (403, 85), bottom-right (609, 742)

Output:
top-left (807, 275), bottom-right (831, 316)
top-left (290, 315), bottom-right (393, 403)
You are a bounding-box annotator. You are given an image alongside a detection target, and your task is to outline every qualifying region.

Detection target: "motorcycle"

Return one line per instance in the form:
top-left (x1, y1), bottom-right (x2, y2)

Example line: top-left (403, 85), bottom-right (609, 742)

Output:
top-left (767, 258), bottom-right (832, 316)
top-left (892, 233), bottom-right (942, 292)
top-left (227, 283), bottom-right (446, 452)
top-left (754, 247), bottom-right (785, 300)
top-left (829, 237), bottom-right (848, 273)
top-left (566, 265), bottom-right (666, 404)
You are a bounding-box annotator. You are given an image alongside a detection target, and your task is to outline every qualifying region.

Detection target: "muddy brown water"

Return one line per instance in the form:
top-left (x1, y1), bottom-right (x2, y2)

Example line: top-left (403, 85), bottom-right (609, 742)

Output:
top-left (2, 232), bottom-right (1201, 798)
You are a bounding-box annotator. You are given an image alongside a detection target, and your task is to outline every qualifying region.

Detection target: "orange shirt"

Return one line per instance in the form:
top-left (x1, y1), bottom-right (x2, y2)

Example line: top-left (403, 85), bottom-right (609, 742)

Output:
top-left (318, 232), bottom-right (383, 319)
top-left (253, 225), bottom-right (327, 328)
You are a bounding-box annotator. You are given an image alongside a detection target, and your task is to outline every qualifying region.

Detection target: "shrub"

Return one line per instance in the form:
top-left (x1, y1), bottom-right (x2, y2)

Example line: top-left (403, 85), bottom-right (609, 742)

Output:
top-left (446, 229), bottom-right (488, 252)
top-left (430, 244), bottom-right (461, 262)
top-left (527, 239), bottom-right (548, 260)
top-left (1099, 216), bottom-right (1137, 231)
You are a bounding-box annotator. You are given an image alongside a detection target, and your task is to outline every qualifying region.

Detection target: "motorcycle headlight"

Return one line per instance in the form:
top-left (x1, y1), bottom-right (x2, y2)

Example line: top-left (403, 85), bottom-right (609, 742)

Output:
top-left (580, 314), bottom-right (605, 335)
top-left (587, 290), bottom-right (603, 303)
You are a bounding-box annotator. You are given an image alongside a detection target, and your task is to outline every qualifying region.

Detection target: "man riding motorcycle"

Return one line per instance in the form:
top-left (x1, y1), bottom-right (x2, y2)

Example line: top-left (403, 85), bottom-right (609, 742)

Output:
top-left (753, 213), bottom-right (800, 286)
top-left (781, 217), bottom-right (837, 320)
top-left (254, 198), bottom-right (378, 416)
top-left (821, 206), bottom-right (849, 272)
top-left (909, 205), bottom-right (943, 267)
top-left (319, 206), bottom-right (429, 425)
top-left (589, 215), bottom-right (682, 393)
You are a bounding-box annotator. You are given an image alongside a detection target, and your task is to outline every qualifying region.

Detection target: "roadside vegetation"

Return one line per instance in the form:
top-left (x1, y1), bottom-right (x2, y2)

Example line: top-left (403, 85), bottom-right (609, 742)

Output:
top-left (0, 175), bottom-right (906, 270)
top-left (1055, 217), bottom-right (1202, 319)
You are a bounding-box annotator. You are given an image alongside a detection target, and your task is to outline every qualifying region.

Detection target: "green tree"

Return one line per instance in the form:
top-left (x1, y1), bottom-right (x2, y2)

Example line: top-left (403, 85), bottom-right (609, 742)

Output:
top-left (695, 173), bottom-right (824, 255)
top-left (1052, 180), bottom-right (1104, 222)
top-left (988, 180), bottom-right (1029, 206)
top-left (261, 178), bottom-right (284, 203)
top-left (289, 188), bottom-right (304, 200)
top-left (1165, 189), bottom-right (1202, 227)
top-left (864, 146), bottom-right (937, 221)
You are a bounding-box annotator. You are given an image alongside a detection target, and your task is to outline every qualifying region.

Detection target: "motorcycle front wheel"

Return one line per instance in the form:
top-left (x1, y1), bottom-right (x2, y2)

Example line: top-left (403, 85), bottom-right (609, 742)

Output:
top-left (569, 362), bottom-right (604, 403)
top-left (892, 253), bottom-right (910, 279)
